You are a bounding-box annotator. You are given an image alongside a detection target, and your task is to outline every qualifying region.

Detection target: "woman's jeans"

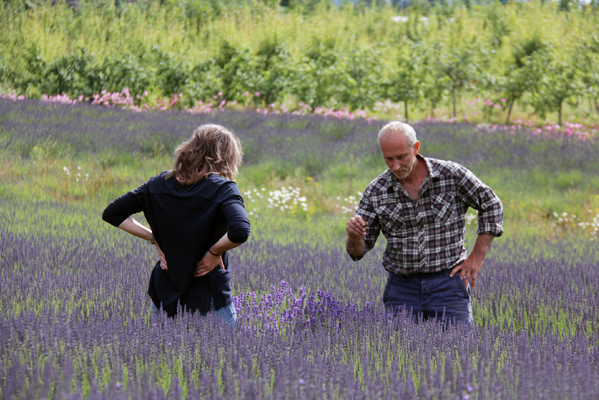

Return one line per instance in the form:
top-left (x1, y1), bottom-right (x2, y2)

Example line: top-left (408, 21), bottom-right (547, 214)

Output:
top-left (151, 299), bottom-right (237, 327)
top-left (383, 269), bottom-right (473, 326)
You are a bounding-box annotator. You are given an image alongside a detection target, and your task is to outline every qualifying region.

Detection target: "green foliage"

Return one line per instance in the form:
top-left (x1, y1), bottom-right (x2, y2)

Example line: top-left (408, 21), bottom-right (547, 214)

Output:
top-left (213, 41), bottom-right (252, 100)
top-left (98, 54), bottom-right (153, 98)
top-left (10, 46), bottom-right (153, 98)
top-left (386, 42), bottom-right (424, 120)
top-left (580, 37), bottom-right (599, 115)
top-left (154, 48), bottom-right (189, 96)
top-left (241, 37), bottom-right (293, 106)
top-left (183, 58), bottom-right (219, 106)
top-left (486, 36), bottom-right (545, 124)
top-left (429, 37), bottom-right (486, 118)
top-left (0, 0), bottom-right (598, 122)
top-left (291, 37), bottom-right (343, 107)
top-left (336, 45), bottom-right (384, 110)
top-left (527, 44), bottom-right (584, 125)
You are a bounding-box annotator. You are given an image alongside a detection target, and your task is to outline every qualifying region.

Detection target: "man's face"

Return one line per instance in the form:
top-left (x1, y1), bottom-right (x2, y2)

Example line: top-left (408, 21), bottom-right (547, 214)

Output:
top-left (380, 133), bottom-right (420, 181)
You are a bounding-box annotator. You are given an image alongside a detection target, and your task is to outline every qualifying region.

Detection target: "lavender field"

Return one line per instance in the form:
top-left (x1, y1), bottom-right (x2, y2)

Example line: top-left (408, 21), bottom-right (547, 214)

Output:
top-left (1, 99), bottom-right (599, 399)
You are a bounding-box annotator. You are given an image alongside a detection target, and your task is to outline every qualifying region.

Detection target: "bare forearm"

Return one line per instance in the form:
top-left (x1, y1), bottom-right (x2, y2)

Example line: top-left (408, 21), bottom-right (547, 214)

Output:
top-left (117, 217), bottom-right (153, 241)
top-left (209, 232), bottom-right (243, 255)
top-left (346, 237), bottom-right (366, 258)
top-left (469, 233), bottom-right (495, 264)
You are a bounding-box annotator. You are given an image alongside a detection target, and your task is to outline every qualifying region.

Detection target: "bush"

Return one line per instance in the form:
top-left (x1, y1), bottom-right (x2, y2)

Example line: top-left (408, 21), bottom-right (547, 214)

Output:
top-left (289, 38), bottom-right (342, 108)
top-left (154, 47), bottom-right (189, 97)
top-left (96, 54), bottom-right (153, 98)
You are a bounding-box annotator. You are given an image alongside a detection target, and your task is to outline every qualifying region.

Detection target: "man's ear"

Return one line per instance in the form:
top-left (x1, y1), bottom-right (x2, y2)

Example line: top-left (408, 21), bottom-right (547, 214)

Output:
top-left (414, 141), bottom-right (421, 154)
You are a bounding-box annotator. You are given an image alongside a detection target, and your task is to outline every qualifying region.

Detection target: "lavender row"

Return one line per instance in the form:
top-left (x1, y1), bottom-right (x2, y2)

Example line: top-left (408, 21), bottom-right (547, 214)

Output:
top-left (1, 199), bottom-right (599, 398)
top-left (2, 308), bottom-right (598, 400)
top-left (1, 99), bottom-right (598, 176)
top-left (2, 197), bottom-right (598, 333)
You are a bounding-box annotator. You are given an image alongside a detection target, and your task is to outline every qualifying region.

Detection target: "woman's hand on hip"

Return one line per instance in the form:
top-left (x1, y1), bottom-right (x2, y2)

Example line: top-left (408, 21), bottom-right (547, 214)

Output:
top-left (156, 243), bottom-right (168, 270)
top-left (194, 251), bottom-right (224, 277)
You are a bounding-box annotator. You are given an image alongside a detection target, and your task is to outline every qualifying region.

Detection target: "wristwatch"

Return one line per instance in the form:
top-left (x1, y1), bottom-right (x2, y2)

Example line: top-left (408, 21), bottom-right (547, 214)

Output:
top-left (147, 236), bottom-right (156, 245)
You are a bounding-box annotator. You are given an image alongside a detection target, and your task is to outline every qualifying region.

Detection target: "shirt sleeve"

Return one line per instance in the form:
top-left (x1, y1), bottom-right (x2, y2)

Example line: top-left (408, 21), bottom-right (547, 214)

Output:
top-left (101, 183), bottom-right (148, 227)
top-left (349, 187), bottom-right (381, 261)
top-left (220, 185), bottom-right (251, 244)
top-left (455, 164), bottom-right (504, 237)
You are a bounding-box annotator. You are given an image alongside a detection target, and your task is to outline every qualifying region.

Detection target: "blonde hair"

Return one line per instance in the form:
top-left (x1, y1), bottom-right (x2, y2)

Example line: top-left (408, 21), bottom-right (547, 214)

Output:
top-left (168, 124), bottom-right (243, 184)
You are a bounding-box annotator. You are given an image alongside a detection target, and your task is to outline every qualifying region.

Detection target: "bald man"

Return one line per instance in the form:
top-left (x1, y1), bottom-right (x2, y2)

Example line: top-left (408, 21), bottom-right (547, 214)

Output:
top-left (346, 121), bottom-right (503, 325)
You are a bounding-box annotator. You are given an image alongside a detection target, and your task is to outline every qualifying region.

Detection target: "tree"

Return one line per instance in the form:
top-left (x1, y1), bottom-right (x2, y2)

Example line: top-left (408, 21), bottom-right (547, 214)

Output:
top-left (580, 35), bottom-right (599, 116)
top-left (427, 38), bottom-right (485, 119)
top-left (488, 37), bottom-right (545, 125)
top-left (386, 42), bottom-right (424, 122)
top-left (420, 45), bottom-right (450, 119)
top-left (336, 45), bottom-right (385, 111)
top-left (241, 38), bottom-right (293, 107)
top-left (528, 44), bottom-right (583, 126)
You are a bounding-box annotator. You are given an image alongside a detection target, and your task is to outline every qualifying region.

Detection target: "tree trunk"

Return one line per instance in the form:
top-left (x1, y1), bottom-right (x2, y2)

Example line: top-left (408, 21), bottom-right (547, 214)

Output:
top-left (431, 100), bottom-right (435, 118)
top-left (505, 99), bottom-right (514, 125)
top-left (595, 98), bottom-right (599, 116)
top-left (452, 87), bottom-right (457, 120)
top-left (558, 101), bottom-right (562, 127)
top-left (405, 101), bottom-right (409, 122)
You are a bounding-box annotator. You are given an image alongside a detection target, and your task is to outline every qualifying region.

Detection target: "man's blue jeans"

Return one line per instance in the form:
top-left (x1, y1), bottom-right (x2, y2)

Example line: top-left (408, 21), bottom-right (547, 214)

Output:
top-left (383, 269), bottom-right (473, 326)
top-left (151, 299), bottom-right (237, 327)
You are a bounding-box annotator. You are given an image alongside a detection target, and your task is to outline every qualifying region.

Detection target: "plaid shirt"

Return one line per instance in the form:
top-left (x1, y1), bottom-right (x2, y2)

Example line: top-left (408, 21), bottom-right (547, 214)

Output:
top-left (352, 155), bottom-right (503, 275)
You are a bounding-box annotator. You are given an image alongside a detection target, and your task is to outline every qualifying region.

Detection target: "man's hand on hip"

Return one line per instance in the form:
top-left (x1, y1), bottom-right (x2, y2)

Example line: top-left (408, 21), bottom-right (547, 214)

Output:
top-left (450, 256), bottom-right (483, 289)
top-left (450, 233), bottom-right (495, 289)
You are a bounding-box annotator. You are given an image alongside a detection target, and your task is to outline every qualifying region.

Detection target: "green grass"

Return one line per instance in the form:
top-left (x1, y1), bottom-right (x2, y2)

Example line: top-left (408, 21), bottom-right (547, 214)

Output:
top-left (1, 145), bottom-right (597, 247)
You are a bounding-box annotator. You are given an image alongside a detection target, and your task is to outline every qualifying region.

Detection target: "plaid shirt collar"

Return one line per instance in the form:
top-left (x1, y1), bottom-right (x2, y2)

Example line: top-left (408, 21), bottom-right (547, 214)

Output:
top-left (383, 154), bottom-right (442, 196)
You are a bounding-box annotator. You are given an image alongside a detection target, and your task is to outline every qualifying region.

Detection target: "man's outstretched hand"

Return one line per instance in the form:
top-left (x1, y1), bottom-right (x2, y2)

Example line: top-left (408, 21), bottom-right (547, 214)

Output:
top-left (346, 215), bottom-right (368, 239)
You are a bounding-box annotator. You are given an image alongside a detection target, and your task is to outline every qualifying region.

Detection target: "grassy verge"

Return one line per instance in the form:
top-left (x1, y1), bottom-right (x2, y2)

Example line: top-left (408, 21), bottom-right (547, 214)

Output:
top-left (1, 148), bottom-right (597, 246)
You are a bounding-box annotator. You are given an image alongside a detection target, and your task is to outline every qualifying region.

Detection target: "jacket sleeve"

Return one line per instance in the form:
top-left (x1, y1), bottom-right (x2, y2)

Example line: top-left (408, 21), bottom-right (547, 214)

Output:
top-left (101, 183), bottom-right (148, 227)
top-left (220, 184), bottom-right (251, 244)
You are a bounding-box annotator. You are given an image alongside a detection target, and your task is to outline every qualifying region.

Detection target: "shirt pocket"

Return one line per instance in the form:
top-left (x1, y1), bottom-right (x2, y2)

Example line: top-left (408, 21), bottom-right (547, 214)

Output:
top-left (431, 193), bottom-right (455, 224)
top-left (375, 202), bottom-right (406, 236)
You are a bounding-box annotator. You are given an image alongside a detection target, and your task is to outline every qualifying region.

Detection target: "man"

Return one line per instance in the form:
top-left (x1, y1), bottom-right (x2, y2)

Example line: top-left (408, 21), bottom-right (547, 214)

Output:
top-left (346, 121), bottom-right (503, 325)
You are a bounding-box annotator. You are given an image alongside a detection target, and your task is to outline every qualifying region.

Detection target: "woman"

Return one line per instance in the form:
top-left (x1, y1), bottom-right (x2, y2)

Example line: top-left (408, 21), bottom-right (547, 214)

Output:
top-left (102, 124), bottom-right (250, 325)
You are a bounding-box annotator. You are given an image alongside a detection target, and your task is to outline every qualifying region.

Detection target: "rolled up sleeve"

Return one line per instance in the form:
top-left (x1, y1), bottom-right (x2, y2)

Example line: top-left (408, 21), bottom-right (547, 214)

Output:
top-left (102, 184), bottom-right (147, 227)
top-left (222, 195), bottom-right (251, 244)
top-left (457, 165), bottom-right (504, 237)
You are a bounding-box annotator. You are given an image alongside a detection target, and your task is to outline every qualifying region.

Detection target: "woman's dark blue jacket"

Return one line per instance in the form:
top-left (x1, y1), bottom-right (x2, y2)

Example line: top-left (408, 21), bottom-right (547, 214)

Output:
top-left (102, 172), bottom-right (250, 317)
